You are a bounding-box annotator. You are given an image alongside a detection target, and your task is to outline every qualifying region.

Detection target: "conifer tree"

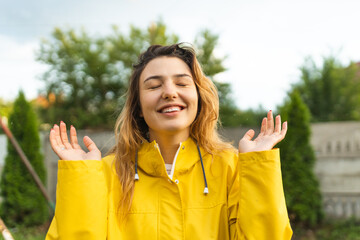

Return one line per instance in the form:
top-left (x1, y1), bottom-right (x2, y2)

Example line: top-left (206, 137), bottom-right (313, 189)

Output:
top-left (0, 91), bottom-right (48, 227)
top-left (277, 90), bottom-right (323, 227)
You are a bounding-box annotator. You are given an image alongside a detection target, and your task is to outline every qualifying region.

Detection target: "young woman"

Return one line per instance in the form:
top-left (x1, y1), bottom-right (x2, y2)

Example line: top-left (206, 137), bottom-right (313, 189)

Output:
top-left (46, 44), bottom-right (293, 239)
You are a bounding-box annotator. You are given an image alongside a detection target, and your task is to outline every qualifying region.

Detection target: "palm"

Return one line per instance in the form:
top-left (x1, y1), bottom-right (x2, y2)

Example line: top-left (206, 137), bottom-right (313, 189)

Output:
top-left (238, 111), bottom-right (287, 153)
top-left (56, 148), bottom-right (101, 161)
top-left (49, 122), bottom-right (101, 161)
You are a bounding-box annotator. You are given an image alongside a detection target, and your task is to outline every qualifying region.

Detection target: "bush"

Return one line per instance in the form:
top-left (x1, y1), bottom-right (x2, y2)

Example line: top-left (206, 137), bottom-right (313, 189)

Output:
top-left (0, 91), bottom-right (48, 227)
top-left (315, 218), bottom-right (360, 240)
top-left (277, 90), bottom-right (323, 227)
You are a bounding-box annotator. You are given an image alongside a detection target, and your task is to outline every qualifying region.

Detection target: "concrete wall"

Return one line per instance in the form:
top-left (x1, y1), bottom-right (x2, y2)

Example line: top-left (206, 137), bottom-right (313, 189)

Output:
top-left (0, 134), bottom-right (6, 166)
top-left (1, 122), bottom-right (360, 219)
top-left (311, 122), bottom-right (360, 219)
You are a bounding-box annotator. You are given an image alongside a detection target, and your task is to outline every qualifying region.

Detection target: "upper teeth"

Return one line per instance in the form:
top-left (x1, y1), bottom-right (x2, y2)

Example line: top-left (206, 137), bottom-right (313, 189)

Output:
top-left (162, 107), bottom-right (181, 113)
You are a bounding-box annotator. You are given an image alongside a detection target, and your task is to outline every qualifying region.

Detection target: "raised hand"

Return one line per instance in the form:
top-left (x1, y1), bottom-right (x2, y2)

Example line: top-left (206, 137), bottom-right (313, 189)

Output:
top-left (49, 121), bottom-right (101, 161)
top-left (238, 110), bottom-right (287, 153)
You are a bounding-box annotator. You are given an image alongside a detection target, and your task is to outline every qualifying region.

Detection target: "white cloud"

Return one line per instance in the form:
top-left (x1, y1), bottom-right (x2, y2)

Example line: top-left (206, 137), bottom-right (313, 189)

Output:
top-left (0, 35), bottom-right (46, 101)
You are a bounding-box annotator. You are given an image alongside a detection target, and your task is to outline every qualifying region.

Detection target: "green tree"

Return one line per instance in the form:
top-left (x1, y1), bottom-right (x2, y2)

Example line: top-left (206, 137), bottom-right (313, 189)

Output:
top-left (0, 98), bottom-right (13, 117)
top-left (293, 56), bottom-right (360, 122)
top-left (277, 90), bottom-right (323, 227)
top-left (36, 27), bottom-right (131, 129)
top-left (0, 91), bottom-right (48, 227)
top-left (36, 21), bottom-right (242, 129)
top-left (0, 98), bottom-right (13, 134)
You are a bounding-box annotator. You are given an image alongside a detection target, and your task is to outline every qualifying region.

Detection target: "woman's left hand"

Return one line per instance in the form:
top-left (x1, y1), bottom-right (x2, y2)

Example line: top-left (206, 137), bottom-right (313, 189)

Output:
top-left (238, 110), bottom-right (287, 153)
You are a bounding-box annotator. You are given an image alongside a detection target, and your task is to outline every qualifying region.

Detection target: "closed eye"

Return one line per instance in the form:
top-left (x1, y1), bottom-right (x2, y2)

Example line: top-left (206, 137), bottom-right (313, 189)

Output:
top-left (149, 85), bottom-right (161, 89)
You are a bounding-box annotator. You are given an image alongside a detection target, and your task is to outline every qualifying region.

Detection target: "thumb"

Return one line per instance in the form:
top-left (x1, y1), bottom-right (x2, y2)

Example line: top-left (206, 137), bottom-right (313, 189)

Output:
top-left (83, 136), bottom-right (99, 152)
top-left (242, 129), bottom-right (255, 141)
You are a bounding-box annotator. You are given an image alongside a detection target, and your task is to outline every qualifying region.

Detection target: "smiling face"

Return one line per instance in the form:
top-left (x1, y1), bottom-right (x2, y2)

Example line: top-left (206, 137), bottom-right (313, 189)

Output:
top-left (139, 56), bottom-right (198, 141)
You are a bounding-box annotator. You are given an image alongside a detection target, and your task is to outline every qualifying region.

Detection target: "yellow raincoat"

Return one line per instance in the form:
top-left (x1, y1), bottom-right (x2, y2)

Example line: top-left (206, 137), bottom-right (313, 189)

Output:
top-left (46, 138), bottom-right (292, 239)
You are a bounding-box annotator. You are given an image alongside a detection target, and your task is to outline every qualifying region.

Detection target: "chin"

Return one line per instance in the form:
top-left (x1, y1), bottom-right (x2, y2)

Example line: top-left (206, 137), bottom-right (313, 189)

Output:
top-left (163, 126), bottom-right (188, 133)
top-left (153, 124), bottom-right (191, 135)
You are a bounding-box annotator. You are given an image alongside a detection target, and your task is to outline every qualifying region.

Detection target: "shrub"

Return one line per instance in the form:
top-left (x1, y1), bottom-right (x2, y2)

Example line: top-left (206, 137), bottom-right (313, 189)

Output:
top-left (277, 90), bottom-right (323, 227)
top-left (0, 91), bottom-right (48, 227)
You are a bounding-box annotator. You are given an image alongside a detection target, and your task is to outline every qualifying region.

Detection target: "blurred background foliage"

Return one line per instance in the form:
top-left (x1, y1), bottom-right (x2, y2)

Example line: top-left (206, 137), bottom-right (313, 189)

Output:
top-left (0, 99), bottom-right (13, 134)
top-left (292, 57), bottom-right (360, 122)
top-left (35, 20), bottom-right (260, 129)
top-left (35, 21), bottom-right (360, 131)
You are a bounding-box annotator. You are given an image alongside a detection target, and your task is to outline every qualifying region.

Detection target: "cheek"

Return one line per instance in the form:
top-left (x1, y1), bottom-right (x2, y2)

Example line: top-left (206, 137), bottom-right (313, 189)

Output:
top-left (189, 91), bottom-right (199, 116)
top-left (139, 92), bottom-right (156, 117)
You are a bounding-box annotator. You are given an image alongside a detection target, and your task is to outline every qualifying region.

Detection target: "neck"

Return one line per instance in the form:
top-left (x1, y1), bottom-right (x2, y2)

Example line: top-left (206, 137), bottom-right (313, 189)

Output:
top-left (149, 130), bottom-right (189, 164)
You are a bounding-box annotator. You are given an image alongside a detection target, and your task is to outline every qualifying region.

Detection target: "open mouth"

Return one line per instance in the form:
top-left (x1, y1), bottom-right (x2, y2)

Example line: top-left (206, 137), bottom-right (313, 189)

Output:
top-left (158, 105), bottom-right (185, 113)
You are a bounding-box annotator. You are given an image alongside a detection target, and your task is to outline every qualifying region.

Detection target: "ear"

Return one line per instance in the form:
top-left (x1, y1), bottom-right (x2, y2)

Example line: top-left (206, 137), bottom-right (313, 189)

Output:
top-left (139, 108), bottom-right (143, 117)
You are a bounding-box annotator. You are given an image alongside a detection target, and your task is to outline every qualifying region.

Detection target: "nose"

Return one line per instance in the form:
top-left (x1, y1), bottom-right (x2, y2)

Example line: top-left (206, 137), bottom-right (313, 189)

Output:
top-left (162, 81), bottom-right (178, 100)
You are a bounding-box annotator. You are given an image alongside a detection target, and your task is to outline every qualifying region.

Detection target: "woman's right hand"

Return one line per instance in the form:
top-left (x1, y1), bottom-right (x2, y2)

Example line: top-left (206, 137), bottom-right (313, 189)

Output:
top-left (49, 121), bottom-right (101, 161)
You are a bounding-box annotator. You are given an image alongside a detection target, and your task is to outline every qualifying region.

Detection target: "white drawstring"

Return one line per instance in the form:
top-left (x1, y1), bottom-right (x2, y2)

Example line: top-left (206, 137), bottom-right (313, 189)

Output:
top-left (134, 143), bottom-right (209, 195)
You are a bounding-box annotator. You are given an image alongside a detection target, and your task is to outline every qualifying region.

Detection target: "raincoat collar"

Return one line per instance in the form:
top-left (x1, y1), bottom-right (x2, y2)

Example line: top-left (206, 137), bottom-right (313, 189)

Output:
top-left (137, 137), bottom-right (201, 177)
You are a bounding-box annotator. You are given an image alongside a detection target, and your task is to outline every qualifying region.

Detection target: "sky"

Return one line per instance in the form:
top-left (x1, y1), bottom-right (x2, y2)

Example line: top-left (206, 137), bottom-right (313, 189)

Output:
top-left (1, 0), bottom-right (360, 110)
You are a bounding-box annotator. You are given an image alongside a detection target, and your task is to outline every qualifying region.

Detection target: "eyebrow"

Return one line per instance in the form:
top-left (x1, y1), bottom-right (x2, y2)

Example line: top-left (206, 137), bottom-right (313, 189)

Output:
top-left (144, 73), bottom-right (192, 83)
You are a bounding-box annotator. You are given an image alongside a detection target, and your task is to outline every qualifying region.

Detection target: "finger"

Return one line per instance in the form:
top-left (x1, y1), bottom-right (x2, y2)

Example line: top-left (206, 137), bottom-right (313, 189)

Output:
top-left (49, 128), bottom-right (61, 152)
top-left (260, 117), bottom-right (267, 134)
top-left (266, 110), bottom-right (274, 133)
top-left (242, 129), bottom-right (255, 141)
top-left (274, 115), bottom-right (281, 133)
top-left (70, 125), bottom-right (82, 149)
top-left (53, 124), bottom-right (65, 148)
top-left (280, 121), bottom-right (288, 138)
top-left (60, 121), bottom-right (72, 149)
top-left (83, 136), bottom-right (99, 152)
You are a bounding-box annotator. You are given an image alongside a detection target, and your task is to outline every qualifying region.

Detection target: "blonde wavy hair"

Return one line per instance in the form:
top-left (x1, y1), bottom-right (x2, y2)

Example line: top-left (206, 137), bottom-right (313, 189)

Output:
top-left (110, 43), bottom-right (234, 221)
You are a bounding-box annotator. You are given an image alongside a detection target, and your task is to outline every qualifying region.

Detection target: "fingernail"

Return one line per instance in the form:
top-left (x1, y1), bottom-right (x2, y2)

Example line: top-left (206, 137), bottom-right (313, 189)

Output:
top-left (60, 121), bottom-right (64, 124)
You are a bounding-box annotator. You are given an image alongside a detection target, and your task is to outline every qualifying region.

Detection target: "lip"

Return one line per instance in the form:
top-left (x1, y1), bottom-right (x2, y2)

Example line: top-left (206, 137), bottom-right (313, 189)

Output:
top-left (157, 103), bottom-right (186, 113)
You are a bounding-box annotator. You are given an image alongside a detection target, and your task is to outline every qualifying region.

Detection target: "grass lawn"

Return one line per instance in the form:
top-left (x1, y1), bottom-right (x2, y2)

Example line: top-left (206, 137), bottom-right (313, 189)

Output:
top-left (0, 223), bottom-right (48, 240)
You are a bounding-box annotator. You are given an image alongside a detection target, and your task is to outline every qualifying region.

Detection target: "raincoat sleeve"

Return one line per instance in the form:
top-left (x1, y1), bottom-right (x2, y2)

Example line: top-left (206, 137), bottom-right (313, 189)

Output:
top-left (229, 148), bottom-right (293, 240)
top-left (45, 159), bottom-right (108, 240)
